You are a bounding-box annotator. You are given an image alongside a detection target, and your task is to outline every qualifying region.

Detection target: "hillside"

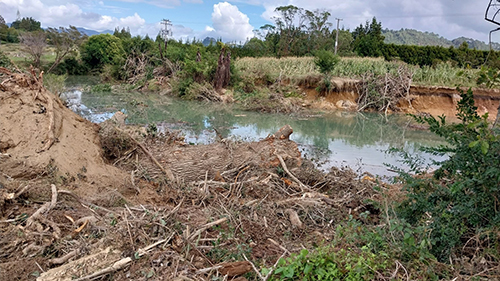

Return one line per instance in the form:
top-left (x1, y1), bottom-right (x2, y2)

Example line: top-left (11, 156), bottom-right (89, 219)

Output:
top-left (383, 28), bottom-right (500, 51)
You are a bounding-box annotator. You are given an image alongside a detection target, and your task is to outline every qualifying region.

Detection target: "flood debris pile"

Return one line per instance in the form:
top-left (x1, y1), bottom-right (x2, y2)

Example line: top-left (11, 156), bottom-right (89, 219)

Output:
top-left (0, 69), bottom-right (381, 280)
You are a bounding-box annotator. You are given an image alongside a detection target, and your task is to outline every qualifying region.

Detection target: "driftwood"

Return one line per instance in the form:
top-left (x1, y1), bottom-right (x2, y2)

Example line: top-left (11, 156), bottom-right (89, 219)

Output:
top-left (48, 249), bottom-right (80, 265)
top-left (275, 154), bottom-right (311, 192)
top-left (26, 184), bottom-right (57, 230)
top-left (273, 125), bottom-right (293, 140)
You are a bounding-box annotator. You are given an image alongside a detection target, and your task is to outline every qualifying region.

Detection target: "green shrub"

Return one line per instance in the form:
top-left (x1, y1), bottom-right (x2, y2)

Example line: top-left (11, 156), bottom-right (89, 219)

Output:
top-left (80, 34), bottom-right (125, 70)
top-left (271, 245), bottom-right (388, 280)
top-left (395, 88), bottom-right (500, 261)
top-left (0, 50), bottom-right (12, 68)
top-left (477, 66), bottom-right (500, 88)
top-left (313, 50), bottom-right (339, 74)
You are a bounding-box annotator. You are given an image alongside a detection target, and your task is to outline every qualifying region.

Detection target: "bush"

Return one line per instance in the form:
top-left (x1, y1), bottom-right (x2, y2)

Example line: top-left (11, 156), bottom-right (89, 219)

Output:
top-left (0, 50), bottom-right (12, 68)
top-left (80, 34), bottom-right (125, 71)
top-left (395, 88), bottom-right (500, 261)
top-left (313, 50), bottom-right (339, 74)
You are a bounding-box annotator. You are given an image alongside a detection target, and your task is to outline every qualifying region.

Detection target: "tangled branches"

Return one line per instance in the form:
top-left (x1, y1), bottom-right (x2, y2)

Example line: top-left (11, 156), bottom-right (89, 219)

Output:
top-left (356, 65), bottom-right (415, 114)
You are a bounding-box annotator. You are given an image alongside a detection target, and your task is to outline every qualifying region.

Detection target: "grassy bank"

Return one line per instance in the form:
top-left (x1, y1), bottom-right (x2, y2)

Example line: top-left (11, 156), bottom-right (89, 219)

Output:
top-left (235, 56), bottom-right (480, 88)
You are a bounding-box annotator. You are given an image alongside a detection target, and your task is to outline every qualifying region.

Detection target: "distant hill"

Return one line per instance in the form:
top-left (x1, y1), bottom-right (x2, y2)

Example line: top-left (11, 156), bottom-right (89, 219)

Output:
top-left (76, 27), bottom-right (113, 36)
top-left (382, 28), bottom-right (500, 51)
top-left (202, 37), bottom-right (217, 46)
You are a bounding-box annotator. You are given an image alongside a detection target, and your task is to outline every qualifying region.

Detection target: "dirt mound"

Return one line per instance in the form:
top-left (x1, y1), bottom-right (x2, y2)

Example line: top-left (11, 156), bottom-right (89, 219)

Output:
top-left (0, 68), bottom-right (127, 190)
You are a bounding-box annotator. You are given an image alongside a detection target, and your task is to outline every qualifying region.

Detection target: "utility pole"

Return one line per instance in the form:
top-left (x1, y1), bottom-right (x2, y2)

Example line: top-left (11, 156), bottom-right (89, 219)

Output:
top-left (158, 19), bottom-right (172, 60)
top-left (160, 19), bottom-right (173, 42)
top-left (334, 18), bottom-right (343, 55)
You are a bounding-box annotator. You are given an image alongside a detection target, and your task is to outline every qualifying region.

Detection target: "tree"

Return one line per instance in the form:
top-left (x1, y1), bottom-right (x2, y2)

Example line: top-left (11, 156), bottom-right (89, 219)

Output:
top-left (352, 17), bottom-right (385, 57)
top-left (314, 50), bottom-right (339, 74)
top-left (11, 17), bottom-right (42, 32)
top-left (397, 88), bottom-right (500, 261)
top-left (305, 9), bottom-right (333, 51)
top-left (19, 31), bottom-right (47, 68)
top-left (273, 5), bottom-right (307, 56)
top-left (80, 34), bottom-right (125, 70)
top-left (113, 27), bottom-right (131, 40)
top-left (0, 15), bottom-right (7, 44)
top-left (46, 26), bottom-right (87, 73)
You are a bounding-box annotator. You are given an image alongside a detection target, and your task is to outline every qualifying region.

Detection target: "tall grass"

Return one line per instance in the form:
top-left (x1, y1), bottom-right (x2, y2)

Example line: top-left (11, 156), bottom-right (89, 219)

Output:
top-left (234, 56), bottom-right (481, 88)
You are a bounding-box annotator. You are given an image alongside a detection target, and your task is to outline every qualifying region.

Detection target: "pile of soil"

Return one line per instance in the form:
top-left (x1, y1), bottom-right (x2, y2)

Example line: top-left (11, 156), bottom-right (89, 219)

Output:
top-left (0, 69), bottom-right (381, 281)
top-left (0, 67), bottom-right (127, 192)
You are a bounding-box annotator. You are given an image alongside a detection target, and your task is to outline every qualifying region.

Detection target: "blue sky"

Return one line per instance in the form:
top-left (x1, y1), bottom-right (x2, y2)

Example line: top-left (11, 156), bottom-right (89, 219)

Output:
top-left (1, 0), bottom-right (499, 43)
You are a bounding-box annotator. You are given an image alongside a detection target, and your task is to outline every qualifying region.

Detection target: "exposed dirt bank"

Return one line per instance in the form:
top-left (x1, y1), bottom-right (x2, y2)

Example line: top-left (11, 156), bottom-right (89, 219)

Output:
top-left (299, 77), bottom-right (500, 120)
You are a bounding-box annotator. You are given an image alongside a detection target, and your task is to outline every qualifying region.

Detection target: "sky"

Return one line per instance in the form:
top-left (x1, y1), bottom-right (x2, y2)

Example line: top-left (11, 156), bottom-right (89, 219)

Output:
top-left (1, 0), bottom-right (500, 44)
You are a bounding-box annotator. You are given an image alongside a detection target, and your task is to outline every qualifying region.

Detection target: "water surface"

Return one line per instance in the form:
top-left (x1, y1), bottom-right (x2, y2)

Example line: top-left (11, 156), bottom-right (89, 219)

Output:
top-left (62, 79), bottom-right (444, 178)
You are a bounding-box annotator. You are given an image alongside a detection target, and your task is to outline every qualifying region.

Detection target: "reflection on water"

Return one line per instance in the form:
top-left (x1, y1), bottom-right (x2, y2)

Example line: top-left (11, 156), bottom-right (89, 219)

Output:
top-left (62, 79), bottom-right (445, 177)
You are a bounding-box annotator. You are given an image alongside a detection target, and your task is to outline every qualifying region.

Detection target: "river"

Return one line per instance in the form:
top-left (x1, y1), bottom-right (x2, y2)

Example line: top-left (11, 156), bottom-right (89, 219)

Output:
top-left (62, 77), bottom-right (445, 178)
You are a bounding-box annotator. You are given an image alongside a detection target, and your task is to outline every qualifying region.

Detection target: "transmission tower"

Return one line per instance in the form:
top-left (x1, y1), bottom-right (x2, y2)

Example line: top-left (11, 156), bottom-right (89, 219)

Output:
top-left (159, 19), bottom-right (173, 42)
top-left (485, 0), bottom-right (500, 49)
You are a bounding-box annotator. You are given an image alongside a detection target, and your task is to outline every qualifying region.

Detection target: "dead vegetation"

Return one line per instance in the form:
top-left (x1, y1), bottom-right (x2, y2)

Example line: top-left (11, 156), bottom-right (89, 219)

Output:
top-left (356, 65), bottom-right (415, 114)
top-left (0, 68), bottom-right (385, 280)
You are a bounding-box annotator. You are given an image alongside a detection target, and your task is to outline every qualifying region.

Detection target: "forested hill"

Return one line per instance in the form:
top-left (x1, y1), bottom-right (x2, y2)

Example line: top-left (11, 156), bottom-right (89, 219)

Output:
top-left (382, 28), bottom-right (500, 51)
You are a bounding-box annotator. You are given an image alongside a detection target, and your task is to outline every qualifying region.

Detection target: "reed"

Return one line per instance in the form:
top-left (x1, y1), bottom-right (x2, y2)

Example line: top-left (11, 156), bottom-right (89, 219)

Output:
top-left (234, 56), bottom-right (481, 88)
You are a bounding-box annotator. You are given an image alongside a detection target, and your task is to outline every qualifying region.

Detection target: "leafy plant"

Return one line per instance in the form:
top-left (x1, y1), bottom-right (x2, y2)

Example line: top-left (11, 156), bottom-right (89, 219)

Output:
top-left (147, 123), bottom-right (158, 137)
top-left (396, 88), bottom-right (500, 261)
top-left (271, 246), bottom-right (387, 280)
top-left (477, 66), bottom-right (500, 88)
top-left (0, 50), bottom-right (12, 68)
top-left (314, 50), bottom-right (339, 75)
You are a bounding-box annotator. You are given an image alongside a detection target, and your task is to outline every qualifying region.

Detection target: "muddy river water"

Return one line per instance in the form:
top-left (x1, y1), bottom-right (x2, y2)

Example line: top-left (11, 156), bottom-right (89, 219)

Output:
top-left (62, 79), bottom-right (445, 178)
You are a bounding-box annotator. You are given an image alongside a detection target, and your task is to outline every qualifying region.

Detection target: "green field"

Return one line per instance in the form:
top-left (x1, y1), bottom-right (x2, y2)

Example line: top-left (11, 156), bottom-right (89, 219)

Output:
top-left (0, 43), bottom-right (57, 68)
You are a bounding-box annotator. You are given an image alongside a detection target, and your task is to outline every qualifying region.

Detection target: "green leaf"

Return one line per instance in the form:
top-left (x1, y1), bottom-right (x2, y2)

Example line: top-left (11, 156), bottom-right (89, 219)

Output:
top-left (304, 263), bottom-right (313, 274)
top-left (261, 267), bottom-right (271, 276)
top-left (481, 141), bottom-right (489, 155)
top-left (469, 140), bottom-right (479, 148)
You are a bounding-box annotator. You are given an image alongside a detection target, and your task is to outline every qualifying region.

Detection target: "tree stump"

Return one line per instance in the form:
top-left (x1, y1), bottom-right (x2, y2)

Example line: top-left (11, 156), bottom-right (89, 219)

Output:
top-left (273, 125), bottom-right (293, 140)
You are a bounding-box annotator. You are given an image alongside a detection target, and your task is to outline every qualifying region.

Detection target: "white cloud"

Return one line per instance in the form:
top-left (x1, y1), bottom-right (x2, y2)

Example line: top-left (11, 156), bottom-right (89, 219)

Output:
top-left (206, 2), bottom-right (255, 42)
top-left (0, 0), bottom-right (148, 35)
